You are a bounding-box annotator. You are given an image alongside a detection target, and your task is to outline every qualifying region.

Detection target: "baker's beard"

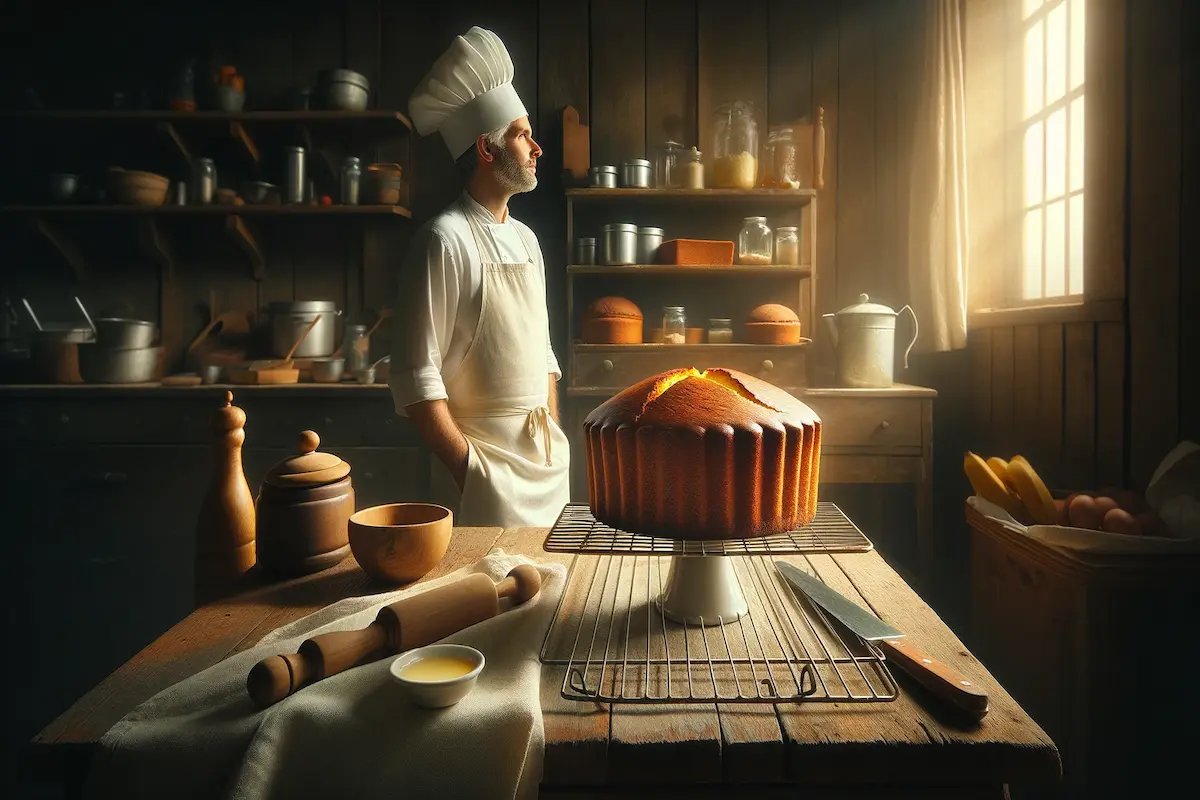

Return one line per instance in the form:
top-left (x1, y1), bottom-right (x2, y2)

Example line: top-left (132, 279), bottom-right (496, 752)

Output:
top-left (493, 144), bottom-right (538, 194)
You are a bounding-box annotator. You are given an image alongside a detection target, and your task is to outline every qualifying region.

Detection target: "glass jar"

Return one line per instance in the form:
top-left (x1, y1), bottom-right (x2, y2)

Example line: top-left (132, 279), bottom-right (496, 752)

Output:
top-left (683, 147), bottom-right (704, 189)
top-left (188, 158), bottom-right (216, 204)
top-left (343, 323), bottom-right (370, 372)
top-left (775, 226), bottom-right (801, 265)
top-left (773, 127), bottom-right (800, 189)
top-left (662, 306), bottom-right (687, 344)
top-left (655, 140), bottom-right (685, 188)
top-left (707, 318), bottom-right (733, 343)
top-left (738, 217), bottom-right (773, 265)
top-left (759, 129), bottom-right (779, 188)
top-left (711, 101), bottom-right (759, 189)
top-left (340, 156), bottom-right (362, 205)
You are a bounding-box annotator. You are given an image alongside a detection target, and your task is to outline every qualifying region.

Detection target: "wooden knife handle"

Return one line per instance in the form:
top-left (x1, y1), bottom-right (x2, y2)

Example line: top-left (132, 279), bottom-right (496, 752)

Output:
top-left (246, 565), bottom-right (542, 709)
top-left (878, 638), bottom-right (990, 721)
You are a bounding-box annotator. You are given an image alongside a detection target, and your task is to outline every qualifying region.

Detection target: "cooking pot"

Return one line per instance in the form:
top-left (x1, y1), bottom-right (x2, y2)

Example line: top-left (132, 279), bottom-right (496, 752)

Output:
top-left (269, 301), bottom-right (340, 358)
top-left (255, 429), bottom-right (354, 577)
top-left (823, 293), bottom-right (919, 388)
top-left (30, 325), bottom-right (94, 383)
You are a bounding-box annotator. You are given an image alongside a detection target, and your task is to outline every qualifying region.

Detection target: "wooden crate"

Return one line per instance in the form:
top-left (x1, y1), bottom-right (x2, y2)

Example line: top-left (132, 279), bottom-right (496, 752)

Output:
top-left (966, 501), bottom-right (1200, 798)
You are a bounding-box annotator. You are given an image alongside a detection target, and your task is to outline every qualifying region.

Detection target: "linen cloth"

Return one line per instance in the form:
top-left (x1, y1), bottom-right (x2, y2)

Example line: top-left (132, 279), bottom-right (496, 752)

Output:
top-left (85, 551), bottom-right (566, 800)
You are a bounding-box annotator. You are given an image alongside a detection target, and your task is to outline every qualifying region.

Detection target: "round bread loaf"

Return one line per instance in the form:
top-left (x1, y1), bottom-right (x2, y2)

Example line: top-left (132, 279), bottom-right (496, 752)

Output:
top-left (582, 296), bottom-right (643, 344)
top-left (583, 367), bottom-right (822, 539)
top-left (745, 303), bottom-right (802, 344)
top-left (585, 296), bottom-right (642, 320)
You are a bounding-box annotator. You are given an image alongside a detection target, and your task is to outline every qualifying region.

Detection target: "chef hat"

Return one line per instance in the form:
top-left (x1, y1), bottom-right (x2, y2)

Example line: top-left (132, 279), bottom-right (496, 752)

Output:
top-left (408, 26), bottom-right (529, 158)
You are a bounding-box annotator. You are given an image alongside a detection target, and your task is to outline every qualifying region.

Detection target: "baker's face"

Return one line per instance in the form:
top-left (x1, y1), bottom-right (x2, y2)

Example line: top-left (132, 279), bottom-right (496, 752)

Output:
top-left (489, 116), bottom-right (541, 194)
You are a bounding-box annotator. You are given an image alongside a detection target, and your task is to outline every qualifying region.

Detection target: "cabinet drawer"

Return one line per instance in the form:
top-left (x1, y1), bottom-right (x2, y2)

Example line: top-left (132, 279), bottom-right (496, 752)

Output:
top-left (801, 397), bottom-right (924, 450)
top-left (571, 344), bottom-right (808, 392)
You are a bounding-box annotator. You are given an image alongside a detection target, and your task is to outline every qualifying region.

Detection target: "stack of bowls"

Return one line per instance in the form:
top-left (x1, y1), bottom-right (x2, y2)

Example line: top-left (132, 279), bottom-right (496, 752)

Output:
top-left (79, 318), bottom-right (161, 384)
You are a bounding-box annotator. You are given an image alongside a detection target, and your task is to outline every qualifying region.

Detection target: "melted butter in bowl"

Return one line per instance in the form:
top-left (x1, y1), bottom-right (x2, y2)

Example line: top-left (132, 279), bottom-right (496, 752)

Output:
top-left (389, 644), bottom-right (485, 708)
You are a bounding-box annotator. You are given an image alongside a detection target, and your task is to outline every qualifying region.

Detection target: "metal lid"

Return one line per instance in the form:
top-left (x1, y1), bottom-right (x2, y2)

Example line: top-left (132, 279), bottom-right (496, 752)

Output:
top-left (270, 300), bottom-right (338, 312)
top-left (744, 216), bottom-right (768, 224)
top-left (623, 159), bottom-right (652, 168)
top-left (317, 68), bottom-right (370, 90)
top-left (664, 306), bottom-right (686, 313)
top-left (776, 226), bottom-right (799, 233)
top-left (577, 237), bottom-right (596, 245)
top-left (661, 140), bottom-right (684, 150)
top-left (638, 226), bottom-right (664, 236)
top-left (343, 156), bottom-right (361, 166)
top-left (834, 293), bottom-right (899, 316)
top-left (601, 223), bottom-right (638, 233)
top-left (285, 146), bottom-right (306, 154)
top-left (591, 165), bottom-right (618, 174)
top-left (708, 318), bottom-right (732, 326)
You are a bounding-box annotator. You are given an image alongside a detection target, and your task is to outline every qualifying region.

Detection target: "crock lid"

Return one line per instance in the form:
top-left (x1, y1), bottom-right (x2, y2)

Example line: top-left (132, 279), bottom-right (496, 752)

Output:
top-left (264, 430), bottom-right (351, 487)
top-left (834, 293), bottom-right (898, 316)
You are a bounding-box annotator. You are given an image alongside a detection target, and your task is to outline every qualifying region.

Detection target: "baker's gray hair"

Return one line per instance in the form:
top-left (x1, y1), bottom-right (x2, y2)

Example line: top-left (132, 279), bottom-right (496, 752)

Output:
top-left (455, 123), bottom-right (510, 184)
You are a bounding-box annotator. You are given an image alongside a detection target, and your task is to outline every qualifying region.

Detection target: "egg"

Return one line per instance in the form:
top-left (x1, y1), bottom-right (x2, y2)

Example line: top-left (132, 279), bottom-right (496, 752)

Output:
top-left (1101, 508), bottom-right (1143, 536)
top-left (1067, 494), bottom-right (1103, 530)
top-left (1092, 495), bottom-right (1120, 516)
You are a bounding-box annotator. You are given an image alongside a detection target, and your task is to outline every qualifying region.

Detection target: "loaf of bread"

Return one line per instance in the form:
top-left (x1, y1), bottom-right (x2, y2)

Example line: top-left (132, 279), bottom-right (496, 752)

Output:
top-left (583, 367), bottom-right (822, 539)
top-left (581, 296), bottom-right (643, 344)
top-left (745, 303), bottom-right (802, 344)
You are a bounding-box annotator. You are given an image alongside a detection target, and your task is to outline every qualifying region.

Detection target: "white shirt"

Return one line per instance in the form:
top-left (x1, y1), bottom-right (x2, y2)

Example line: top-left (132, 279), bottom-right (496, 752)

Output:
top-left (389, 192), bottom-right (561, 414)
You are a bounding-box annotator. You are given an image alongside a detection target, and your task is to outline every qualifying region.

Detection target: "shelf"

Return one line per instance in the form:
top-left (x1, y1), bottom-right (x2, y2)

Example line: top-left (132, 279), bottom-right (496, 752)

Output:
top-left (573, 341), bottom-right (811, 352)
top-left (1, 109), bottom-right (413, 134)
top-left (566, 188), bottom-right (816, 203)
top-left (568, 264), bottom-right (810, 276)
top-left (1, 204), bottom-right (411, 218)
top-left (0, 382), bottom-right (391, 397)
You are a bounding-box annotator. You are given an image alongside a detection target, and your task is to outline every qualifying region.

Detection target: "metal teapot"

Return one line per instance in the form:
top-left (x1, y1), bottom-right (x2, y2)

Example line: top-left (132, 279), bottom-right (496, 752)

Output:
top-left (822, 294), bottom-right (919, 388)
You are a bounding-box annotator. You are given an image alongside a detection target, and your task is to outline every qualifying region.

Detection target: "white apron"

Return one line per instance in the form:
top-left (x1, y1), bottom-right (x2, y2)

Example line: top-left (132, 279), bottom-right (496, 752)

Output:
top-left (428, 200), bottom-right (570, 528)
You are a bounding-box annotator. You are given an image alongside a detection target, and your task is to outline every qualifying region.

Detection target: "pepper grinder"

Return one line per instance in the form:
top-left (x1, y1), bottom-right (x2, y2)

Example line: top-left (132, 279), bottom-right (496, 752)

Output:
top-left (194, 390), bottom-right (257, 606)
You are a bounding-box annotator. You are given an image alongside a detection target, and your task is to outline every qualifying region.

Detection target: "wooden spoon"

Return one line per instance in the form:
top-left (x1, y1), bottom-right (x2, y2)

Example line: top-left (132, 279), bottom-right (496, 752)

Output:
top-left (260, 314), bottom-right (322, 370)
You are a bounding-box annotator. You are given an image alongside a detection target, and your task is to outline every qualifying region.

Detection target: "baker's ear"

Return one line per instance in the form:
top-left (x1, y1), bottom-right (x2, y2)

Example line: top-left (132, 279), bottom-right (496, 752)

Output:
top-left (476, 136), bottom-right (495, 163)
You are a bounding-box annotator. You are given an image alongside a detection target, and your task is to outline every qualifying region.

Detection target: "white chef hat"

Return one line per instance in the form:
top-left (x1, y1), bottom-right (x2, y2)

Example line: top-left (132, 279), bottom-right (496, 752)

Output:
top-left (408, 27), bottom-right (529, 159)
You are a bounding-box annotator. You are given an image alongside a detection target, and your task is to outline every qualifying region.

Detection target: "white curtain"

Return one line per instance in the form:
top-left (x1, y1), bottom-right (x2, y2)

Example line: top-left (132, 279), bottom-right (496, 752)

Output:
top-left (907, 0), bottom-right (970, 352)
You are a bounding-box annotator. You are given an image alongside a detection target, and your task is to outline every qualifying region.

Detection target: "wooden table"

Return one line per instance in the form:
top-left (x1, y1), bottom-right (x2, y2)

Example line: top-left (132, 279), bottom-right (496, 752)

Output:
top-left (30, 525), bottom-right (1060, 798)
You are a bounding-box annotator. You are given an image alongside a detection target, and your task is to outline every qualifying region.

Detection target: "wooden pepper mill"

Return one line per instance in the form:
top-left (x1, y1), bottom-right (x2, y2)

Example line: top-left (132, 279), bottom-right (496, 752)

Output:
top-left (194, 390), bottom-right (257, 606)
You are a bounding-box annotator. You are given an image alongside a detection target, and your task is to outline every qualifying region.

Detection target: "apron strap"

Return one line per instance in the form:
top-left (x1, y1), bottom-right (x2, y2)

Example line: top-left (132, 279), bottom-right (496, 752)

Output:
top-left (525, 406), bottom-right (553, 467)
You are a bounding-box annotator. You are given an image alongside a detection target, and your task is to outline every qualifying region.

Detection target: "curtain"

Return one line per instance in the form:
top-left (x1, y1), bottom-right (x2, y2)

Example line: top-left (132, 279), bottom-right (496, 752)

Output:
top-left (907, 0), bottom-right (970, 352)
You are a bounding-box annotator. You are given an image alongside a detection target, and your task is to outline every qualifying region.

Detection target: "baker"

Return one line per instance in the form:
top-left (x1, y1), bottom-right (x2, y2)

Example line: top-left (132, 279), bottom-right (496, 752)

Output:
top-left (389, 26), bottom-right (569, 528)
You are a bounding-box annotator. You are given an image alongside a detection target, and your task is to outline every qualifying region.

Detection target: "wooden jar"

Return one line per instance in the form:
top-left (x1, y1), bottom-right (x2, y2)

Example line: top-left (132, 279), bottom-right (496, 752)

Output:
top-left (255, 429), bottom-right (355, 577)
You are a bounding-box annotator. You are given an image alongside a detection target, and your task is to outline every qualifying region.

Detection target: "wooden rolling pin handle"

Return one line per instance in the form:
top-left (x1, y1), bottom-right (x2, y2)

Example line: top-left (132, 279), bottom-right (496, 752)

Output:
top-left (496, 564), bottom-right (542, 604)
top-left (247, 620), bottom-right (389, 709)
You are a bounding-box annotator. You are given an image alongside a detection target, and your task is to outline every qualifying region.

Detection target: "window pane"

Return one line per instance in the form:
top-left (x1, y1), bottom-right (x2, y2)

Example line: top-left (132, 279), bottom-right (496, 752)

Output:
top-left (1070, 0), bottom-right (1086, 90)
top-left (1024, 0), bottom-right (1045, 18)
top-left (1025, 121), bottom-right (1044, 206)
top-left (1069, 193), bottom-right (1085, 294)
top-left (1025, 20), bottom-right (1045, 117)
top-left (1045, 199), bottom-right (1066, 298)
top-left (1070, 96), bottom-right (1085, 192)
top-left (1046, 2), bottom-right (1068, 104)
top-left (1023, 209), bottom-right (1044, 300)
top-left (1046, 107), bottom-right (1067, 199)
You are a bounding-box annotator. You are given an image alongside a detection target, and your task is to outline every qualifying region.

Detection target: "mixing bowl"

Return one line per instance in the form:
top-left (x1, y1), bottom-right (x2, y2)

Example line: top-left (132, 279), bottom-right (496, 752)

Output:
top-left (348, 503), bottom-right (452, 584)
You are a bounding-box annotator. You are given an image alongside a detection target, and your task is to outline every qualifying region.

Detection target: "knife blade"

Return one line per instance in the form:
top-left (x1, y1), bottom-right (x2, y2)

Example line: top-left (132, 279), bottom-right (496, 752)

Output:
top-left (775, 561), bottom-right (989, 720)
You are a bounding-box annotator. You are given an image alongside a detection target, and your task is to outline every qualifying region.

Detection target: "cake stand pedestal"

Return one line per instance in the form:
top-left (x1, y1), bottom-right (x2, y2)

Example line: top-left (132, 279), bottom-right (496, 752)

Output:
top-left (657, 555), bottom-right (748, 626)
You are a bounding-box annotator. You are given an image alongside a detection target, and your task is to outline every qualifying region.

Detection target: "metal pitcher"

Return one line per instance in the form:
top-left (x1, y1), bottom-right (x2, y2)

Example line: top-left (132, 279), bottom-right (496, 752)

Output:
top-left (822, 294), bottom-right (919, 388)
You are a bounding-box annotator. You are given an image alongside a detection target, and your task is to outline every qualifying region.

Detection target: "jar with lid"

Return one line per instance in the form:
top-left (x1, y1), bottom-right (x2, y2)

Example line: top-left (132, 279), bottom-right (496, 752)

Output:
top-left (655, 140), bottom-right (685, 188)
top-left (683, 147), bottom-right (704, 189)
top-left (738, 217), bottom-right (773, 265)
top-left (662, 306), bottom-right (687, 344)
top-left (759, 129), bottom-right (779, 187)
top-left (711, 101), bottom-right (759, 189)
top-left (340, 157), bottom-right (362, 205)
top-left (188, 158), bottom-right (216, 204)
top-left (774, 226), bottom-right (801, 265)
top-left (343, 323), bottom-right (370, 372)
top-left (772, 127), bottom-right (800, 189)
top-left (707, 318), bottom-right (733, 343)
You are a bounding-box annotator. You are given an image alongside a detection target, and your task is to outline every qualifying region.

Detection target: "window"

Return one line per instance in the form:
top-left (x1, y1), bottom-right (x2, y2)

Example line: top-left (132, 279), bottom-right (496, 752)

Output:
top-left (1018, 0), bottom-right (1086, 301)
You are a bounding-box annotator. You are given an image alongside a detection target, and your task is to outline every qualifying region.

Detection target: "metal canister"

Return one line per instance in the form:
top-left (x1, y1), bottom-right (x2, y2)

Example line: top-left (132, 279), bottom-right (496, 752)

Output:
top-left (188, 159), bottom-right (216, 204)
top-left (340, 157), bottom-right (361, 205)
top-left (342, 323), bottom-right (370, 372)
top-left (283, 146), bottom-right (306, 204)
top-left (619, 159), bottom-right (652, 188)
top-left (588, 165), bottom-right (618, 188)
top-left (173, 181), bottom-right (188, 205)
top-left (574, 237), bottom-right (597, 265)
top-left (600, 223), bottom-right (638, 266)
top-left (637, 226), bottom-right (664, 264)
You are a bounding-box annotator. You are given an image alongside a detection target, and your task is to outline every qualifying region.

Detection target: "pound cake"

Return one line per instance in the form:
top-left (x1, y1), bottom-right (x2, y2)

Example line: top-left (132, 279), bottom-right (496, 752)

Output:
top-left (583, 367), bottom-right (821, 539)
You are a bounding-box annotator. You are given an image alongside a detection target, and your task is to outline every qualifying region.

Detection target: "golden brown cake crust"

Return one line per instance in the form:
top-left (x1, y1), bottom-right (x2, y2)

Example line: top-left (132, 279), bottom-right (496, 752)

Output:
top-left (748, 303), bottom-right (799, 324)
top-left (583, 368), bottom-right (822, 540)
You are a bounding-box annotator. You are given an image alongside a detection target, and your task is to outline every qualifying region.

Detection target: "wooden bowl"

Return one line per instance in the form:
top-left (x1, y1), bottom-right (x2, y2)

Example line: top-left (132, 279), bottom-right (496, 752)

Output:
top-left (348, 503), bottom-right (453, 584)
top-left (107, 168), bottom-right (169, 206)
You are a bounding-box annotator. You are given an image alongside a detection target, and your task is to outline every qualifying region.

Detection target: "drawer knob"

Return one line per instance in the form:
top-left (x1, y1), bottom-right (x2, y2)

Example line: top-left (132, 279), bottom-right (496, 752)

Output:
top-left (602, 359), bottom-right (614, 373)
top-left (879, 420), bottom-right (890, 430)
top-left (761, 359), bottom-right (774, 372)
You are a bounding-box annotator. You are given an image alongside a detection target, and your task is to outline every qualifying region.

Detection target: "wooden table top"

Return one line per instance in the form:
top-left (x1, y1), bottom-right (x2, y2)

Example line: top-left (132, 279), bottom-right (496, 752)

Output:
top-left (32, 525), bottom-right (1060, 797)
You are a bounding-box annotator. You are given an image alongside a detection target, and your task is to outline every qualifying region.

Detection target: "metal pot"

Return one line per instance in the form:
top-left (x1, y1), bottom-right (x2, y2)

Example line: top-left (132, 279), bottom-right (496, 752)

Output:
top-left (29, 326), bottom-right (94, 383)
top-left (310, 356), bottom-right (345, 383)
top-left (313, 69), bottom-right (370, 111)
top-left (78, 344), bottom-right (160, 384)
top-left (95, 317), bottom-right (157, 350)
top-left (269, 301), bottom-right (341, 358)
top-left (823, 293), bottom-right (919, 388)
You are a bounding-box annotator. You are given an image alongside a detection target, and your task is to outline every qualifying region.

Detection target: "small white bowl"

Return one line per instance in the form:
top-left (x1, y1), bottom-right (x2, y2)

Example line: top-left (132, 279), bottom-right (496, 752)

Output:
top-left (389, 644), bottom-right (485, 709)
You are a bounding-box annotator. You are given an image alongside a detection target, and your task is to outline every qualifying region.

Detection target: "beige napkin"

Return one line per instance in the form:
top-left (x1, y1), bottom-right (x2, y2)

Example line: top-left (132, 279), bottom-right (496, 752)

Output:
top-left (85, 550), bottom-right (566, 800)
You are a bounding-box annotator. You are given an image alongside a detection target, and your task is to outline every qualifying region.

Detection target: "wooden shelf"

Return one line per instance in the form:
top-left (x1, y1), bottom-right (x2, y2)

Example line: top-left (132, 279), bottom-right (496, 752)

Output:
top-left (0, 382), bottom-right (391, 397)
top-left (573, 341), bottom-right (811, 352)
top-left (1, 204), bottom-right (411, 218)
top-left (565, 187), bottom-right (816, 202)
top-left (1, 109), bottom-right (413, 134)
top-left (568, 263), bottom-right (811, 276)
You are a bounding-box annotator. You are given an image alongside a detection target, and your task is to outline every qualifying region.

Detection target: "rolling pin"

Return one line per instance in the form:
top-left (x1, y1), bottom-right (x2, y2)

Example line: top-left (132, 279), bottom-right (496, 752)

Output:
top-left (246, 564), bottom-right (542, 708)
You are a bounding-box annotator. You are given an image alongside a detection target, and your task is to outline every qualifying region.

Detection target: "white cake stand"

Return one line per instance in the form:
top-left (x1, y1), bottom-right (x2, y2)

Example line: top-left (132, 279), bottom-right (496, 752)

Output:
top-left (656, 554), bottom-right (749, 626)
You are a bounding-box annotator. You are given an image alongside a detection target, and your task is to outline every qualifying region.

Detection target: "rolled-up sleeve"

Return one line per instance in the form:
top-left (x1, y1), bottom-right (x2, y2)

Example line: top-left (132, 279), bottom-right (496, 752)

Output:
top-left (389, 229), bottom-right (458, 414)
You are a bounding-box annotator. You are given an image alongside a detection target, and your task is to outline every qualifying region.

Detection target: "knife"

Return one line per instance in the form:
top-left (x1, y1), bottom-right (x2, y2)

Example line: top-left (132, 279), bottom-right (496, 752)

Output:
top-left (775, 561), bottom-right (989, 721)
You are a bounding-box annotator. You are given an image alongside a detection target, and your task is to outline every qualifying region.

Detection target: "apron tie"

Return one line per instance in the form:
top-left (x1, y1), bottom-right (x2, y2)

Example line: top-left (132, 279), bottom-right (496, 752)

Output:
top-left (526, 405), bottom-right (553, 467)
